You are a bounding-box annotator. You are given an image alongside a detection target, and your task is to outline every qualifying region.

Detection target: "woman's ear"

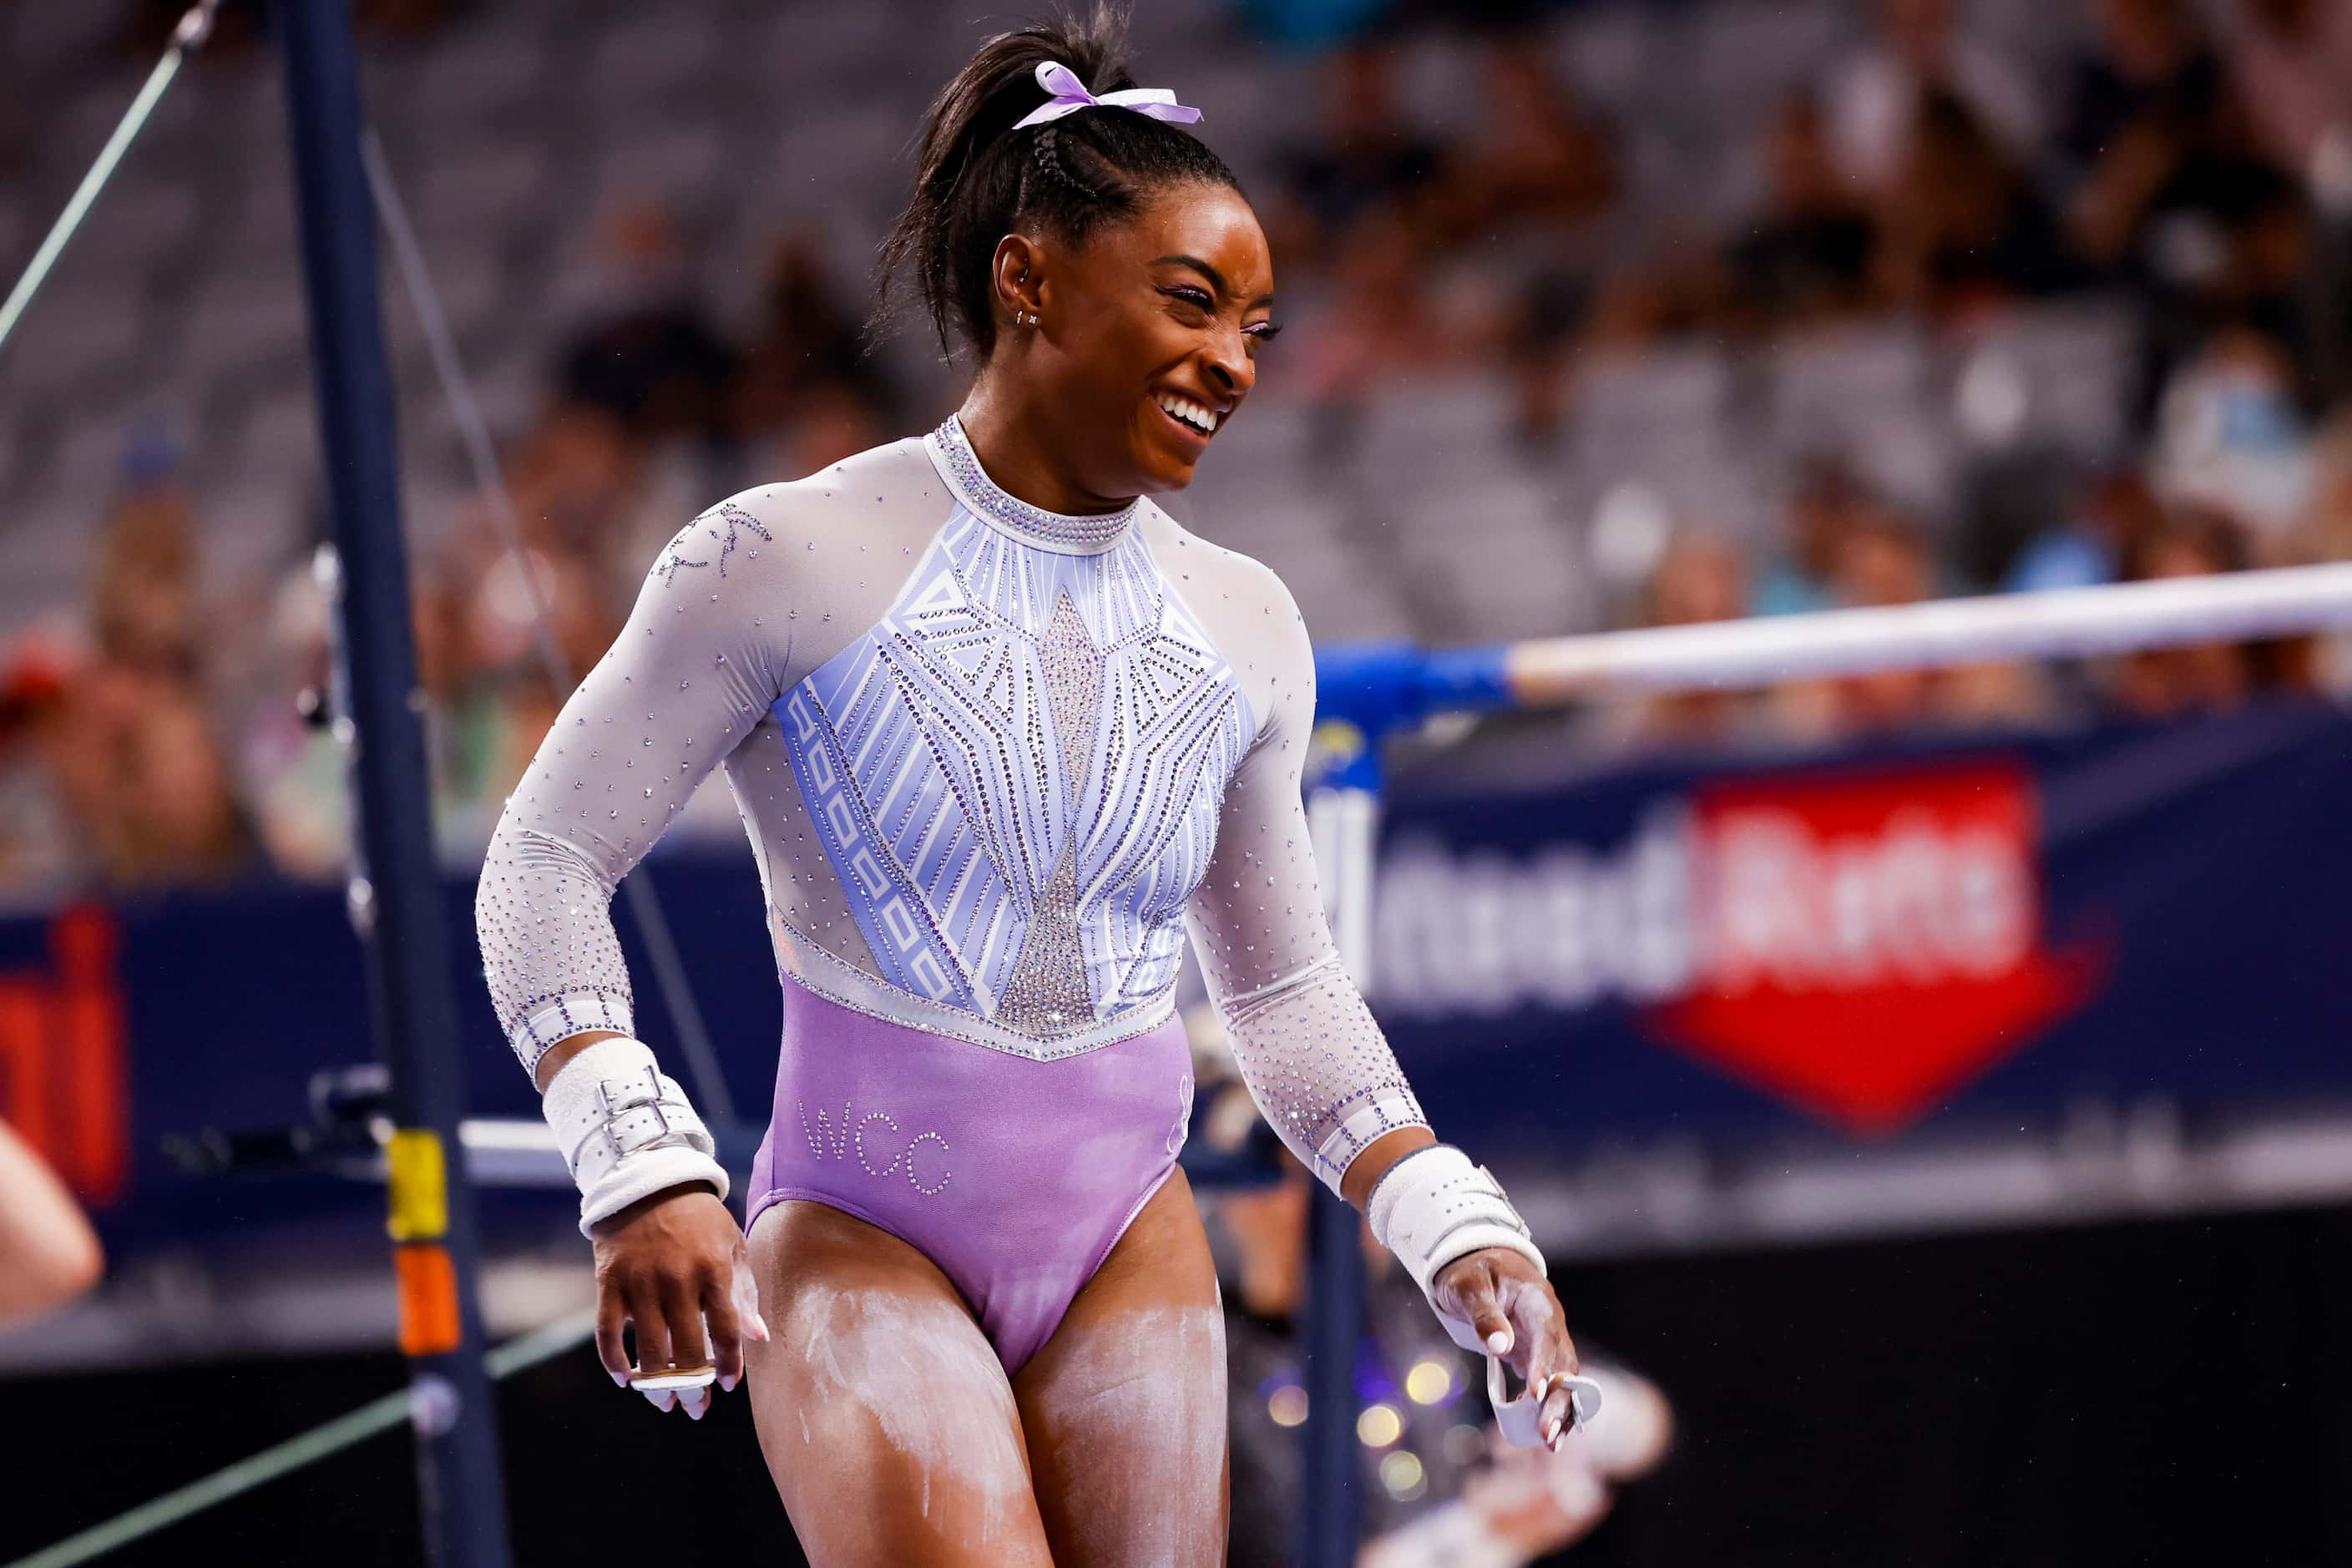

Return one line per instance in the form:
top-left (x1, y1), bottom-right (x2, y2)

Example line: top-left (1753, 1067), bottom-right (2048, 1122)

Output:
top-left (992, 234), bottom-right (1045, 331)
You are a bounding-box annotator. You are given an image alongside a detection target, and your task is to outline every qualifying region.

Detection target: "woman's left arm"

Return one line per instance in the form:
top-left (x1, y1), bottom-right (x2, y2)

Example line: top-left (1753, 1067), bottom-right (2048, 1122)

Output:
top-left (1183, 564), bottom-right (1584, 1449)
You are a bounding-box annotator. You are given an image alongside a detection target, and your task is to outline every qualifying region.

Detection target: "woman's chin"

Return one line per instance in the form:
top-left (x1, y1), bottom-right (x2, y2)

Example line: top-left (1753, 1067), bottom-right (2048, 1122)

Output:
top-left (1130, 436), bottom-right (1205, 494)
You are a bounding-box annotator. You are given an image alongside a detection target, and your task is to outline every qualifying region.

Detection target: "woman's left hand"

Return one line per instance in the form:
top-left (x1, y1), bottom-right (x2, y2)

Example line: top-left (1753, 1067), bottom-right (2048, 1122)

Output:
top-left (1432, 1248), bottom-right (1581, 1449)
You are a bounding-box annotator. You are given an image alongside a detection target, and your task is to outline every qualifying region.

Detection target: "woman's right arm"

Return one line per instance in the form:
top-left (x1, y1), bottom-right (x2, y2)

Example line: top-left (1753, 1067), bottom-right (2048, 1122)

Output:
top-left (475, 492), bottom-right (797, 1412)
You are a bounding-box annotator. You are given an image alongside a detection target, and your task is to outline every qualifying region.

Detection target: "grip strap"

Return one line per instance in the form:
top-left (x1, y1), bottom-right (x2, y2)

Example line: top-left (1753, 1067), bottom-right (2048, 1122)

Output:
top-left (542, 1037), bottom-right (728, 1237)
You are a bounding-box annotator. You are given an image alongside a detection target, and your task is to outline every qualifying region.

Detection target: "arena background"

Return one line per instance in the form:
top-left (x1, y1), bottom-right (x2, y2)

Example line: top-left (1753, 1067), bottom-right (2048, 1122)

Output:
top-left (3, 0), bottom-right (2351, 1562)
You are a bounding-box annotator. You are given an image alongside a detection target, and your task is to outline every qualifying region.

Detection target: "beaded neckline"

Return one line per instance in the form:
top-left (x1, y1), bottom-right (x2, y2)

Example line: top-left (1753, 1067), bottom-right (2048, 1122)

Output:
top-left (926, 414), bottom-right (1141, 555)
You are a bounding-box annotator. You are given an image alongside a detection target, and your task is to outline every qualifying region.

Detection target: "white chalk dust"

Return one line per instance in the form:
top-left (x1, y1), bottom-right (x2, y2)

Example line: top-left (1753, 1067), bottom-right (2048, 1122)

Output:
top-left (780, 1283), bottom-right (1036, 1553)
top-left (1024, 1306), bottom-right (1227, 1568)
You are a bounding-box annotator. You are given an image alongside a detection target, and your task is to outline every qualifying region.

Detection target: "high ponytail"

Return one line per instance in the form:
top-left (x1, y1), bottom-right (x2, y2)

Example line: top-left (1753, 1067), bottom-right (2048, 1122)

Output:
top-left (873, 3), bottom-right (1242, 362)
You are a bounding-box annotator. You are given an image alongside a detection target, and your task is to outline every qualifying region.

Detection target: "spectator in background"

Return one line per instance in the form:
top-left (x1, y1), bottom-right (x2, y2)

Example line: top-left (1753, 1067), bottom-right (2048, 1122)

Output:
top-left (1722, 93), bottom-right (1880, 332)
top-left (2152, 324), bottom-right (2315, 549)
top-left (1804, 509), bottom-right (1945, 735)
top-left (1270, 43), bottom-right (1444, 275)
top-left (2228, 0), bottom-right (2352, 185)
top-left (1754, 458), bottom-right (1871, 617)
top-left (556, 202), bottom-right (739, 446)
top-left (731, 233), bottom-right (897, 440)
top-left (731, 234), bottom-right (900, 479)
top-left (29, 469), bottom-right (260, 891)
top-left (402, 405), bottom-right (646, 844)
top-left (2055, 0), bottom-right (2322, 419)
top-left (1458, 43), bottom-right (1621, 438)
top-left (2103, 505), bottom-right (2321, 713)
top-left (2056, 0), bottom-right (2275, 269)
top-left (1292, 206), bottom-right (1454, 407)
top-left (762, 378), bottom-right (892, 479)
top-left (1824, 0), bottom-right (2041, 194)
top-left (1873, 90), bottom-right (2081, 321)
top-left (239, 569), bottom-right (348, 883)
top-left (1775, 510), bottom-right (2053, 735)
top-left (1422, 40), bottom-right (1617, 245)
top-left (2107, 510), bottom-right (2260, 714)
top-left (2057, 0), bottom-right (2228, 209)
top-left (88, 480), bottom-right (201, 682)
top-left (1600, 535), bottom-right (1754, 751)
top-left (44, 660), bottom-right (252, 889)
top-left (2005, 468), bottom-right (2170, 593)
top-left (2296, 410), bottom-right (2352, 563)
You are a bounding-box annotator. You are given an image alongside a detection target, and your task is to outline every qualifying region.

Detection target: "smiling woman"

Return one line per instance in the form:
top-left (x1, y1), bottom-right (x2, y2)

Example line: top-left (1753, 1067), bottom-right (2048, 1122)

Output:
top-left (874, 19), bottom-right (1281, 507)
top-left (473, 5), bottom-right (1584, 1565)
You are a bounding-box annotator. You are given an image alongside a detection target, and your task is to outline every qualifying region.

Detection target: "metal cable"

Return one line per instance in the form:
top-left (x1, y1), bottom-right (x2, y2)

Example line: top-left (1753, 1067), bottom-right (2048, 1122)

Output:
top-left (357, 130), bottom-right (734, 1123)
top-left (0, 3), bottom-right (220, 361)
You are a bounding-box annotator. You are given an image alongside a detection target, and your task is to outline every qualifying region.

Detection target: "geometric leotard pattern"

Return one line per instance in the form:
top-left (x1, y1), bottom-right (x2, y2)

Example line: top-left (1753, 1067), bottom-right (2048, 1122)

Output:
top-left (772, 421), bottom-right (1255, 1059)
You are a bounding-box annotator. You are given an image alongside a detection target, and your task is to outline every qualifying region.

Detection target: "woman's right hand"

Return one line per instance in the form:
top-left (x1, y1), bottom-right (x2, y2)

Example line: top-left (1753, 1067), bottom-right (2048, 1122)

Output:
top-left (589, 1182), bottom-right (771, 1418)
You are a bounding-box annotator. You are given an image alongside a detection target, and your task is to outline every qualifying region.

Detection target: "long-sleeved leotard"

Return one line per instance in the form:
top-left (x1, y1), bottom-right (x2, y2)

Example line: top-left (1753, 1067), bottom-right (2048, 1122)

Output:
top-left (477, 417), bottom-right (1426, 1368)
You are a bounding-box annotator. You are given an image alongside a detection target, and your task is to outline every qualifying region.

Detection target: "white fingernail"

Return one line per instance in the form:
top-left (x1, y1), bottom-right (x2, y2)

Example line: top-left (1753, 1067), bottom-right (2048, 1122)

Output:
top-left (719, 1372), bottom-right (739, 1393)
top-left (1486, 1329), bottom-right (1513, 1355)
top-left (610, 1369), bottom-right (630, 1389)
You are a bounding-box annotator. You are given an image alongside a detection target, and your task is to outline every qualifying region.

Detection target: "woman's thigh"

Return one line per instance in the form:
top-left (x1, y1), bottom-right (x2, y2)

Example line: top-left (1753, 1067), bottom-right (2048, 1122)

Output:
top-left (1012, 1169), bottom-right (1231, 1568)
top-left (744, 1199), bottom-right (1055, 1568)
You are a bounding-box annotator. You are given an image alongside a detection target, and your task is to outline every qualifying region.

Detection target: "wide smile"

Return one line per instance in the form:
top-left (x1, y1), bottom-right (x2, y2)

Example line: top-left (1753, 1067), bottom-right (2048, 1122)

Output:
top-left (1152, 390), bottom-right (1222, 449)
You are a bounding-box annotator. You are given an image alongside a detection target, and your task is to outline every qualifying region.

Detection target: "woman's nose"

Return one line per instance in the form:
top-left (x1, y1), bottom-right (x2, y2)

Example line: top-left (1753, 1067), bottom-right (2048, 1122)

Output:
top-left (1205, 339), bottom-right (1253, 399)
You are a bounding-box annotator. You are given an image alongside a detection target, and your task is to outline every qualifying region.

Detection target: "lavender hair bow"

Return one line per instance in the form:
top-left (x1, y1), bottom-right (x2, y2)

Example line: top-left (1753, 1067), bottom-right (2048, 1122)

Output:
top-left (1010, 60), bottom-right (1202, 130)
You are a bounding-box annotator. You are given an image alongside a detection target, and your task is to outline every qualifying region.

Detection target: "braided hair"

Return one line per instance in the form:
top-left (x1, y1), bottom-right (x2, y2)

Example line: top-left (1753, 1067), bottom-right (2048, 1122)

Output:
top-left (874, 3), bottom-right (1243, 362)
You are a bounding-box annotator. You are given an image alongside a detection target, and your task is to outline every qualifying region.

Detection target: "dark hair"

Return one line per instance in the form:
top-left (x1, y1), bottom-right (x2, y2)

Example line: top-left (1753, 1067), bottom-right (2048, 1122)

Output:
top-left (874, 3), bottom-right (1243, 362)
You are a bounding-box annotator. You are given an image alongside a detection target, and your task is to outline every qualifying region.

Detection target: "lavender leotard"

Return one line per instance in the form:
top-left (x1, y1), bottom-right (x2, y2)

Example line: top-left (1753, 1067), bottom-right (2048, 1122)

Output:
top-left (748, 978), bottom-right (1191, 1370)
top-left (478, 417), bottom-right (1428, 1370)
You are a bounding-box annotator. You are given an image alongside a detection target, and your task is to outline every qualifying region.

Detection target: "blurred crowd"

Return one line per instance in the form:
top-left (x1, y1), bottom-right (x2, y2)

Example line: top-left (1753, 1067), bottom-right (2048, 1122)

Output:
top-left (0, 205), bottom-right (905, 900)
top-left (1269, 0), bottom-right (2352, 751)
top-left (3, 0), bottom-right (2352, 902)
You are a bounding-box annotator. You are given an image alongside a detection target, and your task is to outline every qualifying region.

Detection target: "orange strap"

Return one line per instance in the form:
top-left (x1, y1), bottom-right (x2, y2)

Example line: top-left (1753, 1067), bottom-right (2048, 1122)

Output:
top-left (394, 1243), bottom-right (462, 1357)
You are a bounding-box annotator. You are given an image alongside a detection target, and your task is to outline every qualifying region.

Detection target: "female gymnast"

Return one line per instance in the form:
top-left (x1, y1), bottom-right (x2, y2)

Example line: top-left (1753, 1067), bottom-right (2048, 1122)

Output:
top-left (475, 11), bottom-right (1586, 1562)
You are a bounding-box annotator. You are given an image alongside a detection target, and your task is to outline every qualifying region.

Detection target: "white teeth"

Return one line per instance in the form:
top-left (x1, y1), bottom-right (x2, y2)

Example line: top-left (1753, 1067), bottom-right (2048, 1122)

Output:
top-left (1157, 395), bottom-right (1217, 435)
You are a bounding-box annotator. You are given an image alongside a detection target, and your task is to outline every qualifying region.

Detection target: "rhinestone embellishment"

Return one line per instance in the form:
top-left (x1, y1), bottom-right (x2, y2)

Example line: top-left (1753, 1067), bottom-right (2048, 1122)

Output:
top-left (929, 414), bottom-right (1138, 552)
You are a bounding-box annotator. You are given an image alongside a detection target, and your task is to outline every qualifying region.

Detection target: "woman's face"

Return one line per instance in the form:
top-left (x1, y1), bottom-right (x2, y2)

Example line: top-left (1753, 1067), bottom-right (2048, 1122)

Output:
top-left (1021, 181), bottom-right (1277, 498)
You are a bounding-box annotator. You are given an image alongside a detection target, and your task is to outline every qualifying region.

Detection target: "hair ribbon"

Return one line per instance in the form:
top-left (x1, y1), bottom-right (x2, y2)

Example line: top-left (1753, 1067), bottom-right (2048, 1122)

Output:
top-left (1010, 60), bottom-right (1201, 129)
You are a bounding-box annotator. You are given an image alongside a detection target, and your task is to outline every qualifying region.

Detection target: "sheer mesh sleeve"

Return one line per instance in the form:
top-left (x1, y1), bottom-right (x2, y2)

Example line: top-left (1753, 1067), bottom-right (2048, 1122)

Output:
top-left (476, 497), bottom-right (797, 1076)
top-left (1183, 573), bottom-right (1427, 1195)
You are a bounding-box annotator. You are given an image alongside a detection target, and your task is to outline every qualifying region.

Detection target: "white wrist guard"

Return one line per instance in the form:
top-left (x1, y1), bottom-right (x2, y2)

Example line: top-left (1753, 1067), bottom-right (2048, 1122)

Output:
top-left (1369, 1146), bottom-right (1588, 1449)
top-left (542, 1037), bottom-right (729, 1238)
top-left (1368, 1144), bottom-right (1547, 1355)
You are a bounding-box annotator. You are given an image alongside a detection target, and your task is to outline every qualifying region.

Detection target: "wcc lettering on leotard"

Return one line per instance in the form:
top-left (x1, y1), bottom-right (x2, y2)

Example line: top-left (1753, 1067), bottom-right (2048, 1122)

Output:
top-left (796, 1099), bottom-right (954, 1197)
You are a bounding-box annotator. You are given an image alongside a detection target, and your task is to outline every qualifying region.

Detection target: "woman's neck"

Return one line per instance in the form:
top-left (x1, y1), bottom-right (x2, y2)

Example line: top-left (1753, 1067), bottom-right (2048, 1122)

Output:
top-left (955, 378), bottom-right (1133, 518)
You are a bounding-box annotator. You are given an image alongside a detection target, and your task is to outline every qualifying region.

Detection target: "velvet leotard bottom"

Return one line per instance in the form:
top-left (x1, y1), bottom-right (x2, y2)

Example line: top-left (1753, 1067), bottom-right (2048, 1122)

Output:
top-left (745, 973), bottom-right (1196, 1374)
